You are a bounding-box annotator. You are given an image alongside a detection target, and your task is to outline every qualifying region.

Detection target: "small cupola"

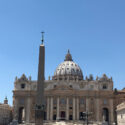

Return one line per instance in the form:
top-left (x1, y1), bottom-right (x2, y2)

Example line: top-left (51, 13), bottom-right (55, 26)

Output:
top-left (4, 96), bottom-right (8, 104)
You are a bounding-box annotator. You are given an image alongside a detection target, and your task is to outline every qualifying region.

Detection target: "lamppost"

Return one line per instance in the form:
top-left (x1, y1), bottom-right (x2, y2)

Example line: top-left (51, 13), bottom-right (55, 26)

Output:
top-left (82, 111), bottom-right (93, 125)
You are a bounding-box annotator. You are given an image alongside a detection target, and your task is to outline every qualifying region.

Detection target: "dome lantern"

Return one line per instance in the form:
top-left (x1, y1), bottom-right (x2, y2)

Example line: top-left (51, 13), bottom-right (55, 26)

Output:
top-left (64, 50), bottom-right (73, 61)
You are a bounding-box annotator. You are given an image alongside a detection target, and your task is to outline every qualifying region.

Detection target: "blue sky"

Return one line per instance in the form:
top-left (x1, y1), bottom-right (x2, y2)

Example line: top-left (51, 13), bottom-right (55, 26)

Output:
top-left (0, 0), bottom-right (125, 105)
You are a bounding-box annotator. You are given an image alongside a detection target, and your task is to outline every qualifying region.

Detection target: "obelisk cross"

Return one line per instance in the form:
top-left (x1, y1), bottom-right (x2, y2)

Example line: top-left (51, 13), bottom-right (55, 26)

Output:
top-left (41, 32), bottom-right (44, 44)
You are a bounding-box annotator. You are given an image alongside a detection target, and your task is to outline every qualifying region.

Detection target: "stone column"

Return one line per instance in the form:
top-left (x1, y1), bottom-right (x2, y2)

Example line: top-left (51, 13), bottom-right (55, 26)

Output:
top-left (57, 97), bottom-right (59, 120)
top-left (110, 99), bottom-right (114, 123)
top-left (26, 97), bottom-right (31, 123)
top-left (50, 97), bottom-right (53, 120)
top-left (77, 97), bottom-right (79, 120)
top-left (73, 97), bottom-right (76, 120)
top-left (96, 98), bottom-right (100, 122)
top-left (66, 97), bottom-right (69, 120)
top-left (47, 97), bottom-right (50, 120)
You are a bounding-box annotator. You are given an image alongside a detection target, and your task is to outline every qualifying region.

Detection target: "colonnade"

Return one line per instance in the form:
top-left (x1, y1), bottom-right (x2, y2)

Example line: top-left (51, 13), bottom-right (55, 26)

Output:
top-left (47, 97), bottom-right (79, 120)
top-left (46, 97), bottom-right (100, 121)
top-left (14, 96), bottom-right (114, 123)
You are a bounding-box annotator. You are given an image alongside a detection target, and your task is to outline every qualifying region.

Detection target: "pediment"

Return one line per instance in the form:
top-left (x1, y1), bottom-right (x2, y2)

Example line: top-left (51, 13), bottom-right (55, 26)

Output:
top-left (18, 74), bottom-right (28, 83)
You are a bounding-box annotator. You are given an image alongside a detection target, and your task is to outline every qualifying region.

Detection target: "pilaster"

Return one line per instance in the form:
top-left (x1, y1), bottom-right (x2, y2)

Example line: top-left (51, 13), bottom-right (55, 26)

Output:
top-left (26, 97), bottom-right (31, 123)
top-left (50, 97), bottom-right (53, 120)
top-left (77, 97), bottom-right (79, 120)
top-left (96, 98), bottom-right (100, 121)
top-left (110, 99), bottom-right (114, 123)
top-left (86, 98), bottom-right (89, 111)
top-left (57, 97), bottom-right (59, 120)
top-left (73, 97), bottom-right (76, 120)
top-left (66, 97), bottom-right (69, 120)
top-left (47, 97), bottom-right (50, 120)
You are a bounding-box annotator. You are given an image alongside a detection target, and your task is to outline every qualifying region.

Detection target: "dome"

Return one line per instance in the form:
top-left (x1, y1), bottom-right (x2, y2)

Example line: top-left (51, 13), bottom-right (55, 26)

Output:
top-left (52, 50), bottom-right (83, 81)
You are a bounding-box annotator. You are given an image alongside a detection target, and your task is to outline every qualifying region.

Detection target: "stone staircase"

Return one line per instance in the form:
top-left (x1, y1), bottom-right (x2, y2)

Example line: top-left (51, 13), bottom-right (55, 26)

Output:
top-left (18, 121), bottom-right (102, 125)
top-left (10, 120), bottom-right (115, 125)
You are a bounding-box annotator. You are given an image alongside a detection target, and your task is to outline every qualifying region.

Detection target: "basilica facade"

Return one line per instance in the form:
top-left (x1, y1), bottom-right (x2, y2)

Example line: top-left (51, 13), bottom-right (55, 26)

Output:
top-left (13, 50), bottom-right (125, 125)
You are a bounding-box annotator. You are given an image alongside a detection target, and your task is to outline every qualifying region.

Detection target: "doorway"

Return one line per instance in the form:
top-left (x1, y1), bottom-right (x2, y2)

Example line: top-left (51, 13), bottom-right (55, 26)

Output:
top-left (60, 111), bottom-right (65, 120)
top-left (69, 115), bottom-right (72, 120)
top-left (18, 107), bottom-right (25, 123)
top-left (44, 112), bottom-right (47, 120)
top-left (53, 114), bottom-right (56, 120)
top-left (102, 108), bottom-right (109, 122)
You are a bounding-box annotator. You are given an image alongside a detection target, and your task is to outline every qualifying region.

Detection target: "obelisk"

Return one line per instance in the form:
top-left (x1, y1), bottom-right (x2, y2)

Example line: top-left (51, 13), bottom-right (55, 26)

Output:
top-left (35, 32), bottom-right (45, 125)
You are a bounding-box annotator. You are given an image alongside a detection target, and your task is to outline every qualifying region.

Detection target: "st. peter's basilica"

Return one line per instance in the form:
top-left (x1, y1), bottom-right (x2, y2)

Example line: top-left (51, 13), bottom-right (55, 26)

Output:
top-left (13, 49), bottom-right (125, 125)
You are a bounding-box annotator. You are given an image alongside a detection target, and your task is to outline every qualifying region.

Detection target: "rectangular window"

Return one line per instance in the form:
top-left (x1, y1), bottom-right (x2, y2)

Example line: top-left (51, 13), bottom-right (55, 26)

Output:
top-left (53, 107), bottom-right (56, 109)
top-left (80, 99), bottom-right (84, 104)
top-left (90, 85), bottom-right (94, 90)
top-left (69, 107), bottom-right (72, 109)
top-left (103, 84), bottom-right (107, 89)
top-left (21, 84), bottom-right (25, 89)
